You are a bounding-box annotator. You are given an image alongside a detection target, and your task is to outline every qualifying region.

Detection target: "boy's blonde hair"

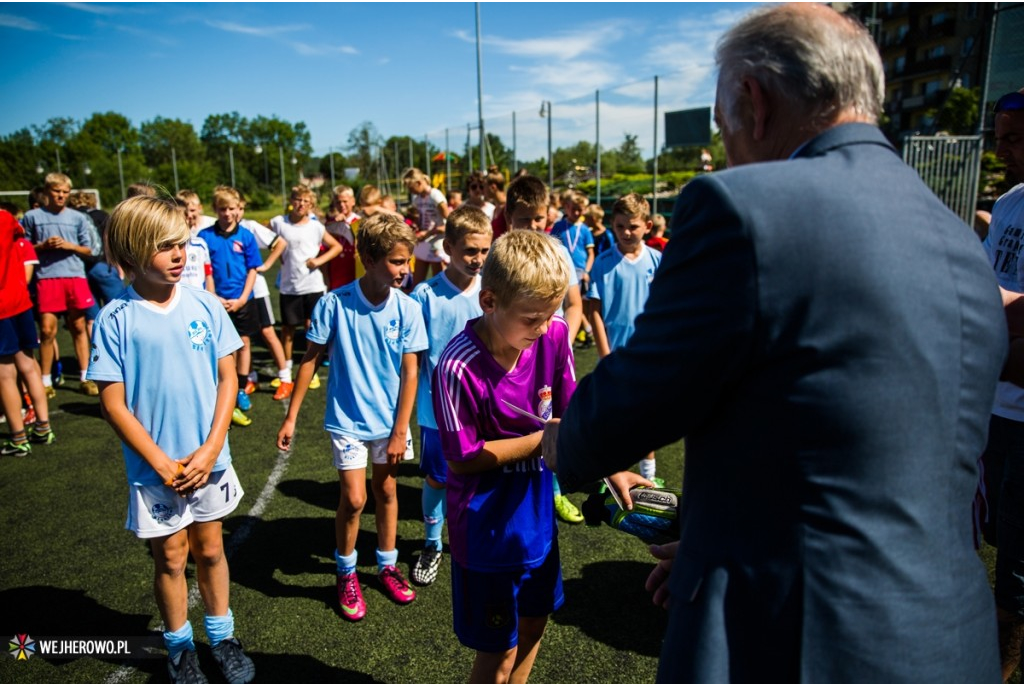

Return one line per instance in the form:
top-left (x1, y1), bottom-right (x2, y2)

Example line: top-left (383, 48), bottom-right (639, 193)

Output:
top-left (359, 184), bottom-right (382, 209)
top-left (584, 204), bottom-right (604, 224)
top-left (356, 212), bottom-right (417, 263)
top-left (613, 192), bottom-right (650, 221)
top-left (126, 183), bottom-right (157, 198)
top-left (176, 190), bottom-right (200, 206)
top-left (566, 190), bottom-right (590, 210)
top-left (213, 186), bottom-right (241, 209)
top-left (106, 196), bottom-right (190, 274)
top-left (445, 205), bottom-right (493, 245)
top-left (332, 184), bottom-right (354, 199)
top-left (45, 172), bottom-right (72, 189)
top-left (651, 214), bottom-right (667, 233)
top-left (290, 184), bottom-right (315, 203)
top-left (68, 191), bottom-right (96, 210)
top-left (482, 230), bottom-right (570, 307)
top-left (401, 167), bottom-right (429, 185)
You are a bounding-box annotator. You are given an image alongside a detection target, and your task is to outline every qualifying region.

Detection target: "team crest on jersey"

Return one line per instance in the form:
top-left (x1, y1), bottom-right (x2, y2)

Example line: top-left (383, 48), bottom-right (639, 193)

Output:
top-left (537, 386), bottom-right (553, 421)
top-left (384, 319), bottom-right (401, 343)
top-left (151, 503), bottom-right (174, 523)
top-left (188, 320), bottom-right (212, 350)
top-left (646, 267), bottom-right (656, 284)
top-left (231, 240), bottom-right (244, 253)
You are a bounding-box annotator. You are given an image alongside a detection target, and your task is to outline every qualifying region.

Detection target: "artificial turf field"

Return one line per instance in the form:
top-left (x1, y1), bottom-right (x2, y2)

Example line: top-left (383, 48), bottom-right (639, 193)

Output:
top-left (0, 308), bottom-right (683, 683)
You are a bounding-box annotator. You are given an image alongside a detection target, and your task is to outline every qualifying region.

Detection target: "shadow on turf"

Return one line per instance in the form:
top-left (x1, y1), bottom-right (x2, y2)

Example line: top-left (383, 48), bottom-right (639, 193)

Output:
top-left (55, 400), bottom-right (103, 419)
top-left (554, 560), bottom-right (667, 657)
top-left (0, 585), bottom-right (165, 678)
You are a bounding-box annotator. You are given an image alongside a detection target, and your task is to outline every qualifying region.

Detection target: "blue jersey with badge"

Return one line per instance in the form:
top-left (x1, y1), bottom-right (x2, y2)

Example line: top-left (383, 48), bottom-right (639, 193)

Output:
top-left (410, 272), bottom-right (482, 430)
top-left (308, 282), bottom-right (428, 440)
top-left (587, 244), bottom-right (661, 351)
top-left (87, 285), bottom-right (243, 486)
top-left (198, 224), bottom-right (263, 300)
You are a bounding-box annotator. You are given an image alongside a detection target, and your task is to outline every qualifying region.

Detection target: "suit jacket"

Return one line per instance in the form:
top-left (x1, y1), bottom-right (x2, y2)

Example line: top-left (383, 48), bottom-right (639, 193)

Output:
top-left (557, 123), bottom-right (1006, 682)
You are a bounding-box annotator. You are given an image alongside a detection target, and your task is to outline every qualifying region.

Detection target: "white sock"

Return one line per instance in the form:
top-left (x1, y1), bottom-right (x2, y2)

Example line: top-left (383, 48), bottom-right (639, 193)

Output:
top-left (285, 360), bottom-right (294, 371)
top-left (278, 368), bottom-right (292, 383)
top-left (640, 458), bottom-right (656, 481)
top-left (42, 374), bottom-right (52, 387)
top-left (80, 370), bottom-right (88, 382)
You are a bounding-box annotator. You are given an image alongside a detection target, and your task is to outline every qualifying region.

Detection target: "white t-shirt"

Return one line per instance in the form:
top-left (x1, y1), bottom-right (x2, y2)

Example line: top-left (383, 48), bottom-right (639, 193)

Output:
top-left (988, 182), bottom-right (1024, 420)
top-left (271, 214), bottom-right (327, 296)
top-left (240, 218), bottom-right (278, 300)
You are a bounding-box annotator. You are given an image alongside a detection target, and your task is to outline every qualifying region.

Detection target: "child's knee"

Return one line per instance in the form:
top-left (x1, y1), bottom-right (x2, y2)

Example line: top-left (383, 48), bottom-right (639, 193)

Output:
top-left (339, 489), bottom-right (367, 514)
top-left (372, 476), bottom-right (396, 503)
top-left (191, 538), bottom-right (225, 569)
top-left (152, 538), bottom-right (189, 577)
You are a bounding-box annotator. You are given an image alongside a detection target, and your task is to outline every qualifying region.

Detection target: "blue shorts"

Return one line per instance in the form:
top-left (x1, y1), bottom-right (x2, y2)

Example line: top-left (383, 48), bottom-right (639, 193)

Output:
top-left (419, 426), bottom-right (446, 484)
top-left (451, 537), bottom-right (564, 653)
top-left (0, 308), bottom-right (40, 357)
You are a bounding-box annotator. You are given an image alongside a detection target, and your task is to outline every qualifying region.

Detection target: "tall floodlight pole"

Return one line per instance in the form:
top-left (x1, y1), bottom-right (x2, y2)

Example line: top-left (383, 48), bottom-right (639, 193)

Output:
top-left (329, 147), bottom-right (336, 188)
top-left (476, 2), bottom-right (486, 173)
top-left (117, 147), bottom-right (125, 200)
top-left (652, 75), bottom-right (659, 216)
top-left (445, 128), bottom-right (451, 193)
top-left (56, 148), bottom-right (62, 174)
top-left (546, 102), bottom-right (553, 189)
top-left (512, 111), bottom-right (517, 173)
top-left (425, 135), bottom-right (431, 181)
top-left (467, 124), bottom-right (473, 174)
top-left (596, 90), bottom-right (601, 205)
top-left (229, 145), bottom-right (235, 187)
top-left (171, 146), bottom-right (179, 194)
top-left (278, 146), bottom-right (286, 210)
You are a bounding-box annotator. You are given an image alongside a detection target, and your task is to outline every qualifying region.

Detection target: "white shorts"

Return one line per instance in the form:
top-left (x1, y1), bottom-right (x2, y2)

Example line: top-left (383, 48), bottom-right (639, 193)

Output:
top-left (413, 238), bottom-right (448, 264)
top-left (126, 465), bottom-right (244, 539)
top-left (330, 433), bottom-right (414, 471)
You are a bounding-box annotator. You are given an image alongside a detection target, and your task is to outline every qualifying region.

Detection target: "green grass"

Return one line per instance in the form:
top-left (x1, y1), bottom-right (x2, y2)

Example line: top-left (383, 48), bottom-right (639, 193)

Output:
top-left (0, 299), bottom-right (683, 683)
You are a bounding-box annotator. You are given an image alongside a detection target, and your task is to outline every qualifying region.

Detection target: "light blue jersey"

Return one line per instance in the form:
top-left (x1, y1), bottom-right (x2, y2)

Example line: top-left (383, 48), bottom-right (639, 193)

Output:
top-left (587, 244), bottom-right (661, 351)
top-left (88, 284), bottom-right (243, 486)
top-left (410, 272), bottom-right (482, 429)
top-left (308, 282), bottom-right (428, 440)
top-left (555, 243), bottom-right (579, 319)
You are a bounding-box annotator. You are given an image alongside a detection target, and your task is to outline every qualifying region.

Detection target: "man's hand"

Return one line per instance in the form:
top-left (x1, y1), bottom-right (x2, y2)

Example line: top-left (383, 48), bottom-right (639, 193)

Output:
top-left (645, 540), bottom-right (679, 609)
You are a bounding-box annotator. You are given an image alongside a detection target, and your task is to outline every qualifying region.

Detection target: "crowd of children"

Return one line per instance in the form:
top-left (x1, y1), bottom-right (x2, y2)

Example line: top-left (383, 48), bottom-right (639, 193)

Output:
top-left (0, 169), bottom-right (671, 684)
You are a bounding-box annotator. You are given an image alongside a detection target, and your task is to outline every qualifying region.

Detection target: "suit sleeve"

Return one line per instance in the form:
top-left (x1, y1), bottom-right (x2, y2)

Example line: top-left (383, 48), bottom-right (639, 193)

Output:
top-left (556, 175), bottom-right (758, 490)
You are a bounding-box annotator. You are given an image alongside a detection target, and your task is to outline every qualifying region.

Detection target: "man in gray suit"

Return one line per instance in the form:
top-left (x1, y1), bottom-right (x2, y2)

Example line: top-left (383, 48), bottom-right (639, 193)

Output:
top-left (543, 4), bottom-right (1006, 682)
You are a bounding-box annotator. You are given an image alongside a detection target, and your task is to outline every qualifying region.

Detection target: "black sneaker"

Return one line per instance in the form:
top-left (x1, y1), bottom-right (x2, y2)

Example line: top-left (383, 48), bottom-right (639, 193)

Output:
top-left (1, 440), bottom-right (31, 457)
top-left (212, 637), bottom-right (255, 684)
top-left (411, 545), bottom-right (443, 586)
top-left (167, 649), bottom-right (208, 684)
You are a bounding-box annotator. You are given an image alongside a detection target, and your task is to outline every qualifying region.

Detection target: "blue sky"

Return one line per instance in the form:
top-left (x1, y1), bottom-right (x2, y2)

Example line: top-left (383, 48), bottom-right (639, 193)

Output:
top-left (0, 2), bottom-right (762, 162)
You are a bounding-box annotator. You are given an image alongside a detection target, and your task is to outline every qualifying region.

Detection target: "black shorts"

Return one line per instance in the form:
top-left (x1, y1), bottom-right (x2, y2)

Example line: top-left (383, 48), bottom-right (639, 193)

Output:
top-left (280, 292), bottom-right (323, 327)
top-left (254, 295), bottom-right (275, 328)
top-left (228, 298), bottom-right (260, 339)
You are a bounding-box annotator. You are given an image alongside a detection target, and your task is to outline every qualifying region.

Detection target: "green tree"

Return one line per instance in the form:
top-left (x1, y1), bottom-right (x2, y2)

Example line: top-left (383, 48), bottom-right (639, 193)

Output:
top-left (617, 133), bottom-right (645, 174)
top-left (346, 121), bottom-right (380, 178)
top-left (935, 86), bottom-right (980, 135)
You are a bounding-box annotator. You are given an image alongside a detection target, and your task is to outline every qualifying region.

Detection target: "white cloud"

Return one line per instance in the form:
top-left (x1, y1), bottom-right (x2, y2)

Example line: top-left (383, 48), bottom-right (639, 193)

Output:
top-left (205, 20), bottom-right (310, 38)
top-left (289, 41), bottom-right (358, 56)
top-left (0, 13), bottom-right (43, 31)
top-left (62, 2), bottom-right (122, 15)
top-left (453, 20), bottom-right (629, 61)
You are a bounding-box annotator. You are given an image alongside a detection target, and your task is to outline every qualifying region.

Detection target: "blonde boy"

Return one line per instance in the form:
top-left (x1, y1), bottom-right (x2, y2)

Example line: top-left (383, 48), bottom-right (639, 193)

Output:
top-left (409, 206), bottom-right (493, 585)
top-left (20, 172), bottom-right (98, 399)
top-left (503, 175), bottom-right (586, 524)
top-left (588, 192), bottom-right (662, 483)
top-left (88, 196), bottom-right (254, 684)
top-left (433, 230), bottom-right (573, 682)
top-left (277, 213), bottom-right (427, 620)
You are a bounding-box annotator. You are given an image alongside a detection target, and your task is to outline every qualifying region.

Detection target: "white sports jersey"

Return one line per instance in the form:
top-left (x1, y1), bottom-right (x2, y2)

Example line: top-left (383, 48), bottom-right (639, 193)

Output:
top-left (240, 218), bottom-right (277, 299)
top-left (88, 285), bottom-right (243, 486)
top-left (181, 234), bottom-right (212, 290)
top-left (271, 214), bottom-right (328, 295)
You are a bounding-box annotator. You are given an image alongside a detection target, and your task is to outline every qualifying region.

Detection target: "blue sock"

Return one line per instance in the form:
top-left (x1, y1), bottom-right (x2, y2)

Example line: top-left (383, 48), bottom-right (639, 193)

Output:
top-left (422, 483), bottom-right (446, 549)
top-left (163, 621), bottom-right (194, 660)
top-left (204, 609), bottom-right (234, 648)
top-left (553, 474), bottom-right (563, 497)
top-left (336, 549), bottom-right (357, 576)
top-left (376, 547), bottom-right (398, 574)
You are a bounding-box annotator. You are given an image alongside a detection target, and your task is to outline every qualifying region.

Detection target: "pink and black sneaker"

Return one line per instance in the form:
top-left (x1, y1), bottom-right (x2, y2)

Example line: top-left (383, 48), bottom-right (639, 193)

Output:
top-left (337, 571), bottom-right (366, 621)
top-left (378, 565), bottom-right (416, 604)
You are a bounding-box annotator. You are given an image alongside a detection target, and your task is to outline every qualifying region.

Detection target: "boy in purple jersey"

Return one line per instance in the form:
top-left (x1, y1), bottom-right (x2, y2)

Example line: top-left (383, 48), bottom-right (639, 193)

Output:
top-left (433, 230), bottom-right (574, 683)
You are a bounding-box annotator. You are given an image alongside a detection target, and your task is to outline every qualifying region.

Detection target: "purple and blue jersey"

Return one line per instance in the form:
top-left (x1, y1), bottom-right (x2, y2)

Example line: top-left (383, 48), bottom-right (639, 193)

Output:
top-left (433, 316), bottom-right (576, 572)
